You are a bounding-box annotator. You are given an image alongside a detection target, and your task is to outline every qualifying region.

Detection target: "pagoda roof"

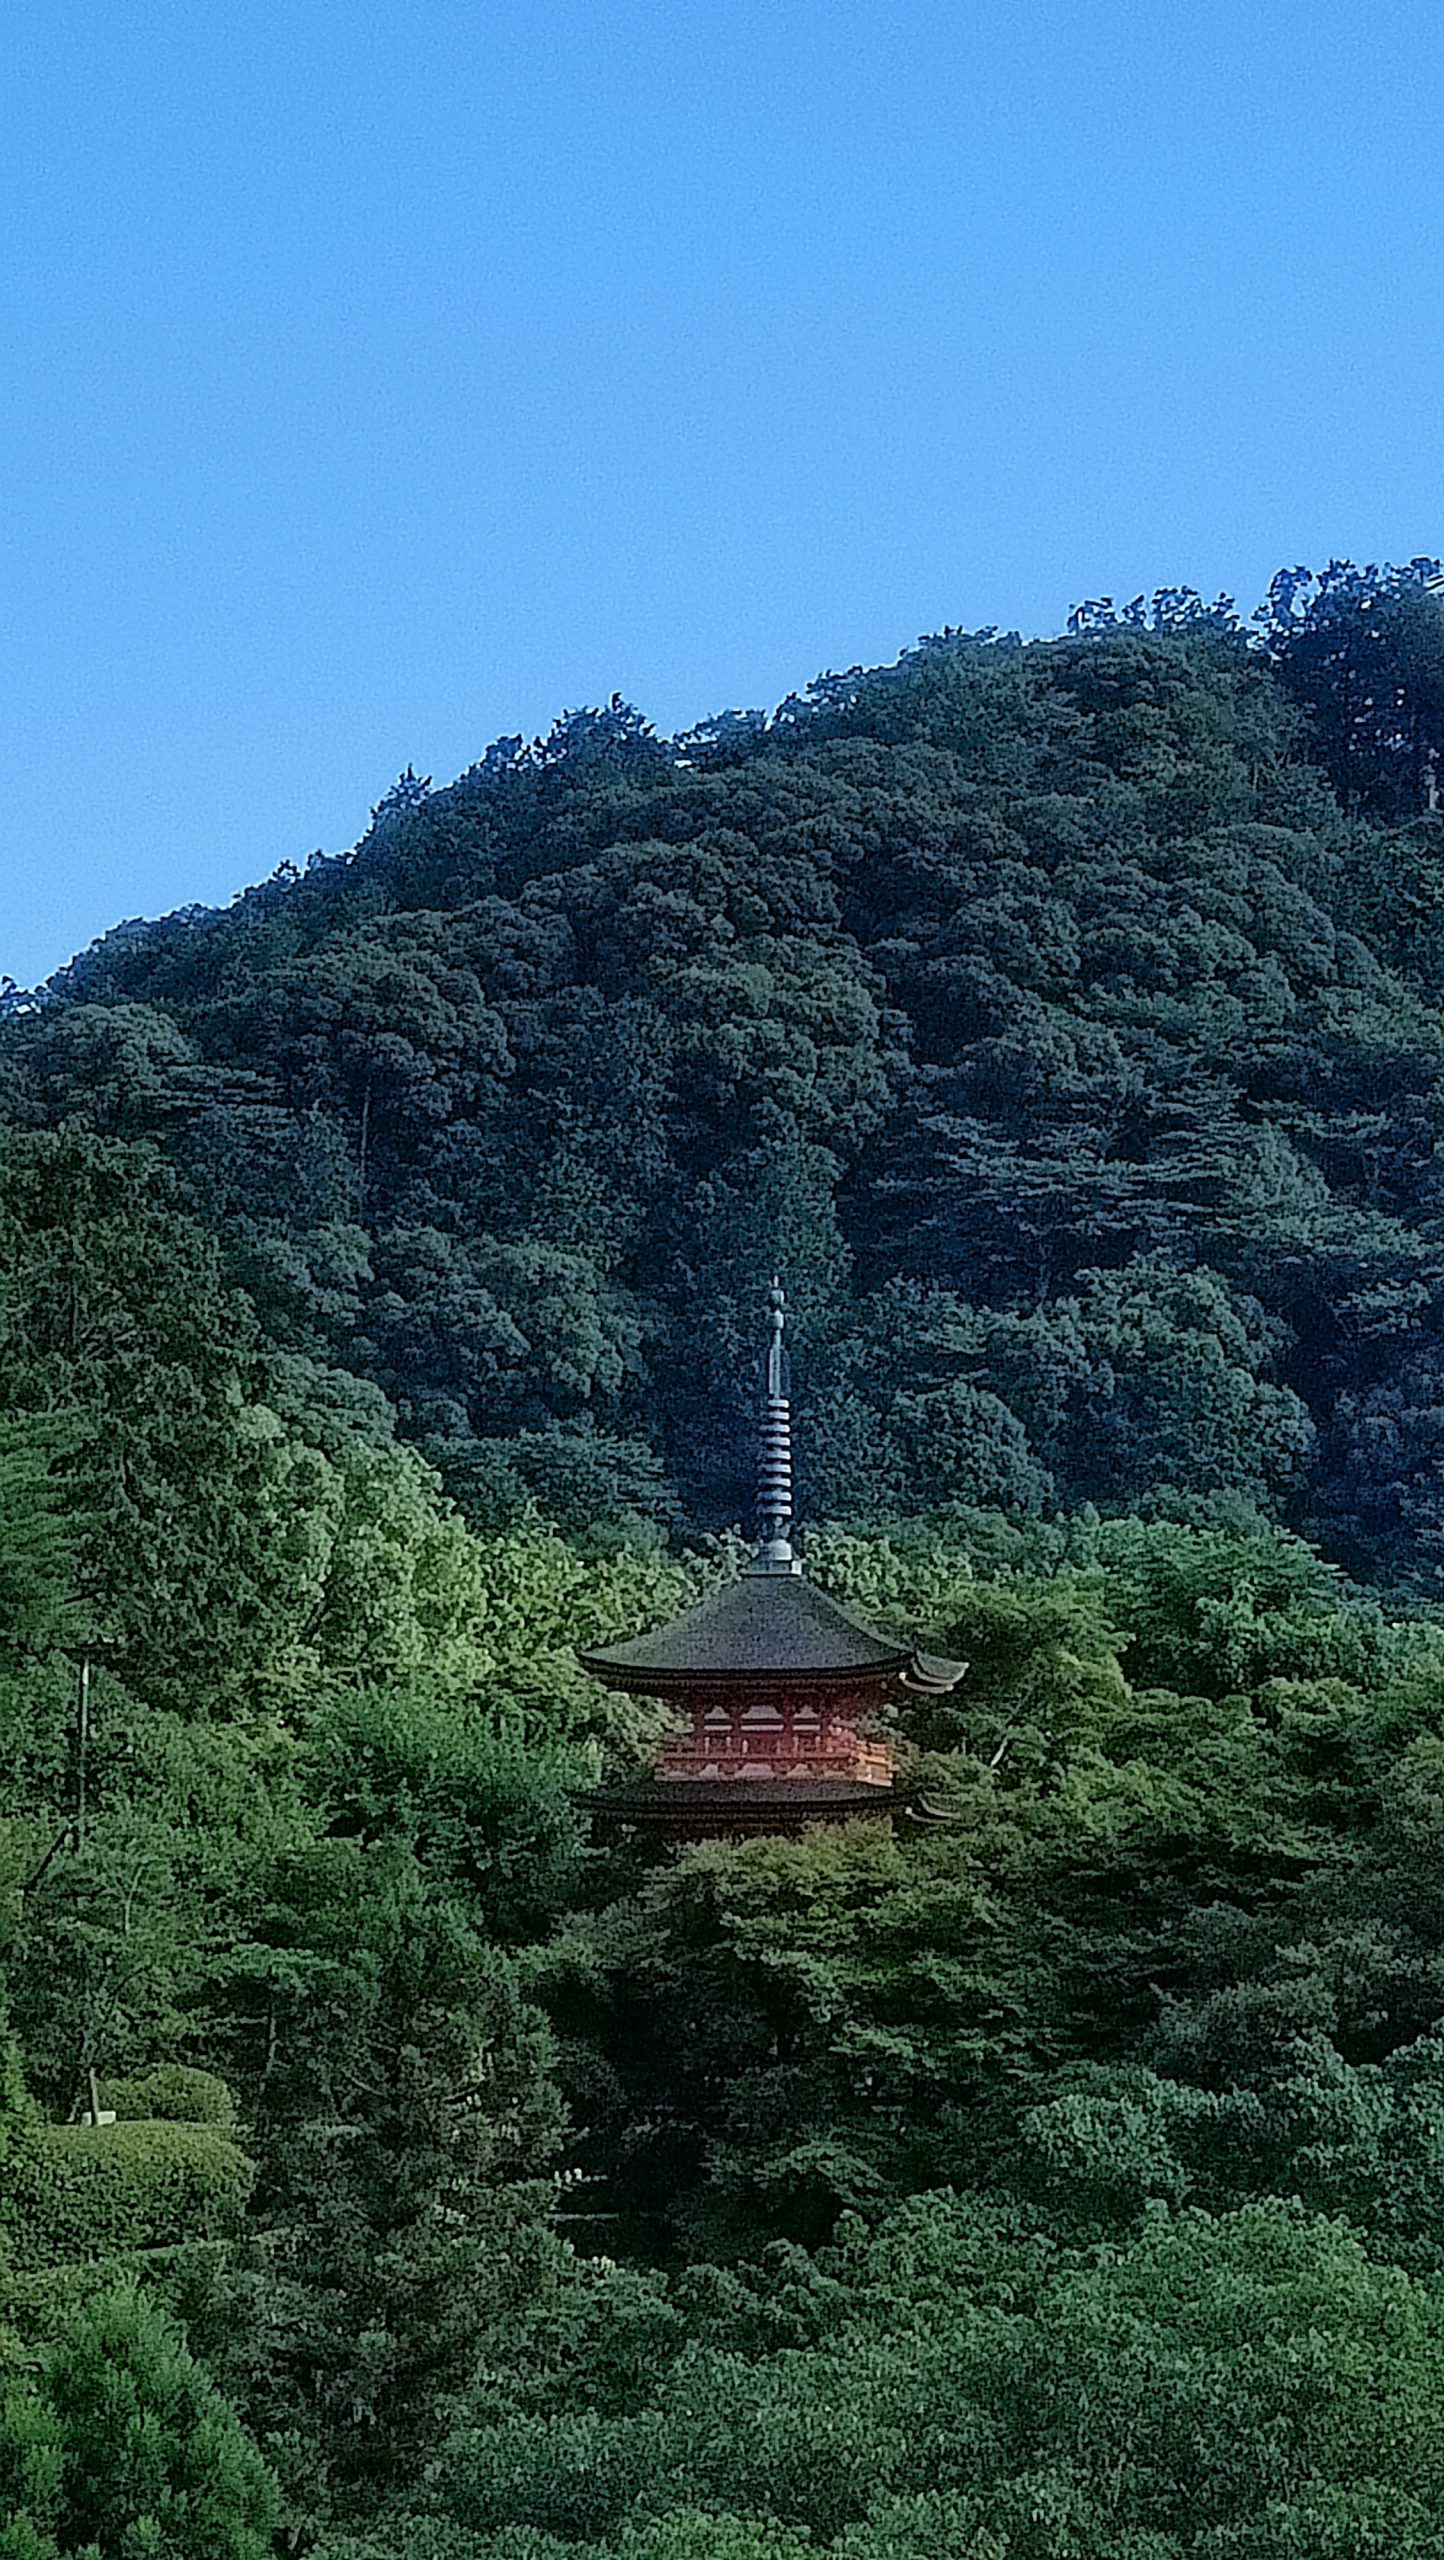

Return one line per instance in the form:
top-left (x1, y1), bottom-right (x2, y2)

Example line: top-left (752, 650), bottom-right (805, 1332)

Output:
top-left (579, 1569), bottom-right (964, 1694)
top-left (579, 1775), bottom-right (900, 1834)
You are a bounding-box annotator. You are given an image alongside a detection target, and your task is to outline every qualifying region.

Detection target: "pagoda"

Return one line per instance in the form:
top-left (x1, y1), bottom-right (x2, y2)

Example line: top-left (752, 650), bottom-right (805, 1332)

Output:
top-left (579, 1282), bottom-right (964, 1837)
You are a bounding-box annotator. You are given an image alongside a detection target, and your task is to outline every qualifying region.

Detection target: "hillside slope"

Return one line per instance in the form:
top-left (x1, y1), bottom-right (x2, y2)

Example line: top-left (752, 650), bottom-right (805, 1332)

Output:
top-left (8, 604), bottom-right (1444, 1576)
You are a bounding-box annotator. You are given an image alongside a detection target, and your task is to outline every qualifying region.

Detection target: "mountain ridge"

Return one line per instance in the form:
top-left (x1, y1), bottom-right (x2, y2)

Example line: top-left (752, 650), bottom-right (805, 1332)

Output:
top-left (8, 575), bottom-right (1444, 1578)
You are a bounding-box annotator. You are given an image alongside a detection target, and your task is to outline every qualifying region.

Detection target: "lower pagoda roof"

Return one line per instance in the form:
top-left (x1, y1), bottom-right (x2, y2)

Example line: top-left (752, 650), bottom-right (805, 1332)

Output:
top-left (580, 1776), bottom-right (901, 1835)
top-left (580, 1567), bottom-right (965, 1694)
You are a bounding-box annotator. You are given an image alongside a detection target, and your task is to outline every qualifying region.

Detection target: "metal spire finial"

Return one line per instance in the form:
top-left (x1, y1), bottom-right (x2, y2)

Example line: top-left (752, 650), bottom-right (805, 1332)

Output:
top-left (747, 1275), bottom-right (801, 1576)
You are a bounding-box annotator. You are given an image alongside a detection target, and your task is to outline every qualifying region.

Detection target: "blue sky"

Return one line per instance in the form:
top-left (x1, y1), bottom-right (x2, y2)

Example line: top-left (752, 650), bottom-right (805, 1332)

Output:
top-left (4, 0), bottom-right (1443, 986)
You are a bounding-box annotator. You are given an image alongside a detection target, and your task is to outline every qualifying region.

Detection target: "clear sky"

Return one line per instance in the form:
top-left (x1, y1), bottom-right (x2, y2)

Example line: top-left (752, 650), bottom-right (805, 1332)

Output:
top-left (4, 0), bottom-right (1443, 986)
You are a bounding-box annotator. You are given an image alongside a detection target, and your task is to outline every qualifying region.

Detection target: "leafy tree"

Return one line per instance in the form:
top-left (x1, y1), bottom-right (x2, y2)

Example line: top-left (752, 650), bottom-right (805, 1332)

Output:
top-left (0, 2283), bottom-right (277, 2559)
top-left (429, 2196), bottom-right (1444, 2556)
top-left (1258, 557), bottom-right (1444, 817)
top-left (205, 1848), bottom-right (567, 2513)
top-left (0, 1413), bottom-right (78, 1654)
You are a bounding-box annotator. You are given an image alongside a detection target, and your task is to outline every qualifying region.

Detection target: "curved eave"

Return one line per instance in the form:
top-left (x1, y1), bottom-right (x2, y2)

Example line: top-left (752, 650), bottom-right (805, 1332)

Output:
top-left (900, 1651), bottom-right (969, 1696)
top-left (579, 1645), bottom-right (967, 1698)
top-left (578, 1655), bottom-right (909, 1695)
top-left (580, 1778), bottom-right (900, 1832)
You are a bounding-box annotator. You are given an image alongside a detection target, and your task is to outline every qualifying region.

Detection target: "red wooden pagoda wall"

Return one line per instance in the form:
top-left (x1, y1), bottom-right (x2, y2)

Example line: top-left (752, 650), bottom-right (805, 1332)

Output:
top-left (656, 1683), bottom-right (895, 1788)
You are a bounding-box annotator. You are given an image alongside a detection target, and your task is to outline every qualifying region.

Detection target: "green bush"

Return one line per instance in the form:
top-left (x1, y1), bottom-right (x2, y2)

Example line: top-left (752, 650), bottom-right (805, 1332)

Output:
top-left (100, 2063), bottom-right (239, 2129)
top-left (0, 2120), bottom-right (253, 2269)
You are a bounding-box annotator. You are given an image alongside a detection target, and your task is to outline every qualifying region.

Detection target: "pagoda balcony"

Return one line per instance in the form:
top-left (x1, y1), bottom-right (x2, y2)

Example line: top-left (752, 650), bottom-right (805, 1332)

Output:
top-left (657, 1731), bottom-right (896, 1786)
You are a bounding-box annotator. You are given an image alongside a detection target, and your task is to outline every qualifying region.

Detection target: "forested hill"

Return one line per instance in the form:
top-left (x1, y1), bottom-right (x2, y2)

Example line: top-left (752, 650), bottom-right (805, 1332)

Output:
top-left (9, 562), bottom-right (1444, 1579)
top-left (13, 567), bottom-right (1444, 2555)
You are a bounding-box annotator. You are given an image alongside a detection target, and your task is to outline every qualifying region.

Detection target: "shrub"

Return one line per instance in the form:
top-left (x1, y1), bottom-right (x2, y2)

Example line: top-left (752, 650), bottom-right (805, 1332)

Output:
top-left (1, 2120), bottom-right (253, 2268)
top-left (101, 2064), bottom-right (239, 2129)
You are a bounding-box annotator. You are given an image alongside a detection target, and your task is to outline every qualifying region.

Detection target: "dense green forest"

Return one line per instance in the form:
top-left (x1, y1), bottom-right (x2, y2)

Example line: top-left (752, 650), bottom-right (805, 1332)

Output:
top-left (8, 560), bottom-right (1444, 2553)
